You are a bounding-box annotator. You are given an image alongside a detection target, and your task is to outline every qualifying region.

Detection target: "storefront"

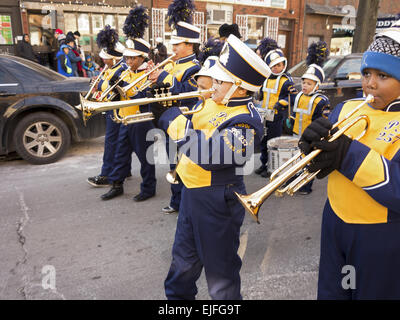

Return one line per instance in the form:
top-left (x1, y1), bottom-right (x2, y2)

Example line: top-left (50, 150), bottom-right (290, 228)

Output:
top-left (0, 0), bottom-right (22, 55)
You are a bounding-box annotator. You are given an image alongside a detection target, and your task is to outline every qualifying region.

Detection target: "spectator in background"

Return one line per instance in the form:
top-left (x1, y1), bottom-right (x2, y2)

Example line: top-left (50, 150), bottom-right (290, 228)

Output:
top-left (82, 54), bottom-right (99, 78)
top-left (55, 29), bottom-right (66, 47)
top-left (56, 44), bottom-right (73, 77)
top-left (16, 34), bottom-right (38, 63)
top-left (152, 37), bottom-right (168, 64)
top-left (66, 32), bottom-right (82, 77)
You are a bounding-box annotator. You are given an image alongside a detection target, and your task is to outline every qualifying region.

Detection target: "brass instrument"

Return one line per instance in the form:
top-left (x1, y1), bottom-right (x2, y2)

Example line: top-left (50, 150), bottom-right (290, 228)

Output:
top-left (76, 88), bottom-right (215, 126)
top-left (97, 67), bottom-right (132, 102)
top-left (116, 54), bottom-right (176, 99)
top-left (235, 94), bottom-right (374, 224)
top-left (85, 65), bottom-right (109, 100)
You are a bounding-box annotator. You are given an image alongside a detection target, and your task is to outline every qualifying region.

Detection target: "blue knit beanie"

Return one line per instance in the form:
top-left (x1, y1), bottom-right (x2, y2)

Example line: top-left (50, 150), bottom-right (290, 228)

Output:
top-left (361, 36), bottom-right (400, 81)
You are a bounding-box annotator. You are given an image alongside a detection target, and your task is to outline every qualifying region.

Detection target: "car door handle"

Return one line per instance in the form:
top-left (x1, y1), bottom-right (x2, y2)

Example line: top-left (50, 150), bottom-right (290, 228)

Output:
top-left (0, 91), bottom-right (16, 96)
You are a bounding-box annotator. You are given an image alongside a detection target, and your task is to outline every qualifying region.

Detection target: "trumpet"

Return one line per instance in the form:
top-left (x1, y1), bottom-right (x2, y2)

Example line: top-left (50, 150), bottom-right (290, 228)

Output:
top-left (235, 94), bottom-right (374, 224)
top-left (85, 65), bottom-right (108, 100)
top-left (76, 88), bottom-right (215, 126)
top-left (115, 54), bottom-right (176, 99)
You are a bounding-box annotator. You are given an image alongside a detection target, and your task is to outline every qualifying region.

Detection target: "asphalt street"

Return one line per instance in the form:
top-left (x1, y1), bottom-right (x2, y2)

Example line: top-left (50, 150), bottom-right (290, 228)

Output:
top-left (0, 136), bottom-right (327, 300)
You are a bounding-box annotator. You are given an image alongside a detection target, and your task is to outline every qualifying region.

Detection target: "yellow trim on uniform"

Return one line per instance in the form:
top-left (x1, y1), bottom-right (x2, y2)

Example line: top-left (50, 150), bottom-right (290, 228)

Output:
top-left (167, 114), bottom-right (189, 141)
top-left (353, 150), bottom-right (385, 188)
top-left (327, 99), bottom-right (400, 224)
top-left (176, 154), bottom-right (212, 188)
top-left (118, 70), bottom-right (147, 117)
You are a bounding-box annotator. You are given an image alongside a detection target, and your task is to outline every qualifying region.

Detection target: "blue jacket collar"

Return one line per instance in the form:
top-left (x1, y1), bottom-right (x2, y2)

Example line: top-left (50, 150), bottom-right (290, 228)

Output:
top-left (385, 99), bottom-right (400, 112)
top-left (176, 53), bottom-right (196, 64)
top-left (226, 96), bottom-right (253, 107)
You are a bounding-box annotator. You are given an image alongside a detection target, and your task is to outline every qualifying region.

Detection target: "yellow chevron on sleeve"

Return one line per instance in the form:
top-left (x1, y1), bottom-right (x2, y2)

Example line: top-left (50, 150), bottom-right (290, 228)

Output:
top-left (278, 99), bottom-right (288, 106)
top-left (353, 150), bottom-right (385, 188)
top-left (162, 73), bottom-right (174, 85)
top-left (167, 114), bottom-right (188, 141)
top-left (176, 154), bottom-right (212, 188)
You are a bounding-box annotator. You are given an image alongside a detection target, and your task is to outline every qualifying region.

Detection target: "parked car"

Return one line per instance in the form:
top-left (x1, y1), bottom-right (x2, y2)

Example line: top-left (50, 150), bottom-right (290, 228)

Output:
top-left (0, 54), bottom-right (106, 165)
top-left (288, 53), bottom-right (364, 108)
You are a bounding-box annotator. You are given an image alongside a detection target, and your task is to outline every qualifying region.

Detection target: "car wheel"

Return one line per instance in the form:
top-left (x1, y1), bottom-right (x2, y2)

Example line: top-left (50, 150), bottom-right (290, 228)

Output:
top-left (14, 112), bottom-right (71, 165)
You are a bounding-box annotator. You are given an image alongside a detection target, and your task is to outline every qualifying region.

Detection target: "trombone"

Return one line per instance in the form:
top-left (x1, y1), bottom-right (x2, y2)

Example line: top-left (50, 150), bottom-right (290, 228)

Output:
top-left (85, 65), bottom-right (109, 100)
top-left (115, 54), bottom-right (176, 99)
top-left (235, 94), bottom-right (374, 224)
top-left (76, 88), bottom-right (215, 126)
top-left (97, 67), bottom-right (132, 102)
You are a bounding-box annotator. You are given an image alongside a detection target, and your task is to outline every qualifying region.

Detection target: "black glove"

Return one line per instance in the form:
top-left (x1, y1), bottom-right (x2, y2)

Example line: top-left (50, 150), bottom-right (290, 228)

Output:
top-left (307, 134), bottom-right (352, 179)
top-left (298, 117), bottom-right (333, 155)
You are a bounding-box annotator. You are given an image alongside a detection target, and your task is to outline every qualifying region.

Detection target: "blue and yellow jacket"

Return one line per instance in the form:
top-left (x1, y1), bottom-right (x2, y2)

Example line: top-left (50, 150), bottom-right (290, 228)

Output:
top-left (156, 53), bottom-right (200, 109)
top-left (97, 59), bottom-right (129, 101)
top-left (326, 97), bottom-right (400, 224)
top-left (117, 68), bottom-right (148, 118)
top-left (158, 97), bottom-right (264, 188)
top-left (260, 72), bottom-right (297, 115)
top-left (292, 91), bottom-right (330, 135)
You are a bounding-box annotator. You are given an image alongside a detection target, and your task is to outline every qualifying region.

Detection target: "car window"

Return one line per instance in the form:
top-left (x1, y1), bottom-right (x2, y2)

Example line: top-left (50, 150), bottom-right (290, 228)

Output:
top-left (0, 66), bottom-right (18, 84)
top-left (1, 56), bottom-right (66, 82)
top-left (335, 58), bottom-right (362, 78)
top-left (289, 57), bottom-right (341, 80)
top-left (322, 58), bottom-right (341, 80)
top-left (288, 61), bottom-right (307, 77)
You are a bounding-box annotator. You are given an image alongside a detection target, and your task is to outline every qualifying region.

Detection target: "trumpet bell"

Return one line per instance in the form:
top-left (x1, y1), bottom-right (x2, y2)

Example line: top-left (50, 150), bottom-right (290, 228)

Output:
top-left (234, 192), bottom-right (261, 224)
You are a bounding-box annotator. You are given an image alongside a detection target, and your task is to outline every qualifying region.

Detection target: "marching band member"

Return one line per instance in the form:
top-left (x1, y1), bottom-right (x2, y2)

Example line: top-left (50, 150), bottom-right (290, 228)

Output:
top-left (151, 35), bottom-right (271, 300)
top-left (255, 38), bottom-right (297, 178)
top-left (101, 6), bottom-right (156, 202)
top-left (148, 0), bottom-right (201, 215)
top-left (87, 26), bottom-right (128, 188)
top-left (299, 21), bottom-right (400, 299)
top-left (194, 37), bottom-right (224, 98)
top-left (285, 41), bottom-right (330, 194)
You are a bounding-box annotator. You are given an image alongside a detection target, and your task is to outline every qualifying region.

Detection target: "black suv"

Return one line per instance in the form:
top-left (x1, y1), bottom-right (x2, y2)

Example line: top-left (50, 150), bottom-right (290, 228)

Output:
top-left (288, 53), bottom-right (364, 108)
top-left (0, 55), bottom-right (106, 164)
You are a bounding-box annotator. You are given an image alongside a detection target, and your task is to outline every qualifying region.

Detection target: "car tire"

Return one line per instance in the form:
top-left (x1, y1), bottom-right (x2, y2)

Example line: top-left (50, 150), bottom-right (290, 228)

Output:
top-left (13, 112), bottom-right (71, 165)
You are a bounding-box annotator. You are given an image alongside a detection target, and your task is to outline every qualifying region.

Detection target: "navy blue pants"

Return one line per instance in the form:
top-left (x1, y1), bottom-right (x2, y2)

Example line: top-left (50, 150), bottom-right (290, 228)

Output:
top-left (260, 114), bottom-right (283, 168)
top-left (165, 138), bottom-right (182, 210)
top-left (100, 111), bottom-right (122, 177)
top-left (318, 200), bottom-right (400, 300)
top-left (164, 183), bottom-right (246, 300)
top-left (108, 120), bottom-right (156, 196)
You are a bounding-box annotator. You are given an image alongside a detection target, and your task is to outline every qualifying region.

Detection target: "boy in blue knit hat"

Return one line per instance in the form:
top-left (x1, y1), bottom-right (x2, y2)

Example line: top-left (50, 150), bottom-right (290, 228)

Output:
top-left (299, 20), bottom-right (400, 299)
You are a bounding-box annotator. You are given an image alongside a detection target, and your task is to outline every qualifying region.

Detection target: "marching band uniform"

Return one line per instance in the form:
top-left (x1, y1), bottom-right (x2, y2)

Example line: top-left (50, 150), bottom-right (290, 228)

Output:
top-left (87, 26), bottom-right (128, 187)
top-left (101, 8), bottom-right (156, 202)
top-left (256, 47), bottom-right (297, 177)
top-left (153, 12), bottom-right (202, 214)
top-left (289, 42), bottom-right (330, 194)
top-left (155, 35), bottom-right (271, 299)
top-left (299, 22), bottom-right (400, 299)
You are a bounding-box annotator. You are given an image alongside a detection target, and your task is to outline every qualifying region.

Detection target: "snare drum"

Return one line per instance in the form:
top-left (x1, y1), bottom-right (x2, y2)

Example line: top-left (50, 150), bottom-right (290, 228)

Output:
top-left (267, 136), bottom-right (300, 173)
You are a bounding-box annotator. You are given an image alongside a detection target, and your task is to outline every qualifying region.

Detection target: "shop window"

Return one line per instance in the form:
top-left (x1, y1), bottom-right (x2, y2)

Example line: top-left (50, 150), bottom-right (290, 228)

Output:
top-left (92, 14), bottom-right (104, 34)
top-left (0, 15), bottom-right (13, 45)
top-left (77, 13), bottom-right (90, 34)
top-left (104, 15), bottom-right (116, 29)
top-left (117, 15), bottom-right (127, 38)
top-left (28, 13), bottom-right (53, 47)
top-left (64, 13), bottom-right (77, 34)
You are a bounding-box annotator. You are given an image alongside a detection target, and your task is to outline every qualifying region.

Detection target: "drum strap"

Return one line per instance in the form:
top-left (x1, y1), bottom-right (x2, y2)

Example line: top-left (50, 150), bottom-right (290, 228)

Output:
top-left (262, 75), bottom-right (282, 109)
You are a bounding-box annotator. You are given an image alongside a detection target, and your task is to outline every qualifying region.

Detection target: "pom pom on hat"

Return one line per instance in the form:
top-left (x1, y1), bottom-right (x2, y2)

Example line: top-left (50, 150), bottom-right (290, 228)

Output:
top-left (167, 0), bottom-right (195, 28)
top-left (123, 5), bottom-right (149, 39)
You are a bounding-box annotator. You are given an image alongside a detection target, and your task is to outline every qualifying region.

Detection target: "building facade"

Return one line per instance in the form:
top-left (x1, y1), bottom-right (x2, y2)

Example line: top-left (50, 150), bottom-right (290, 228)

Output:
top-left (2, 0), bottom-right (400, 68)
top-left (152, 0), bottom-right (305, 67)
top-left (303, 0), bottom-right (400, 59)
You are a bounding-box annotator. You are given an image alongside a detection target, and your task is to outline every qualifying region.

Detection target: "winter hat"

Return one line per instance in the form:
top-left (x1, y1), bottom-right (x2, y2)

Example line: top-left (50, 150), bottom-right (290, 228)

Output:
top-left (361, 20), bottom-right (400, 81)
